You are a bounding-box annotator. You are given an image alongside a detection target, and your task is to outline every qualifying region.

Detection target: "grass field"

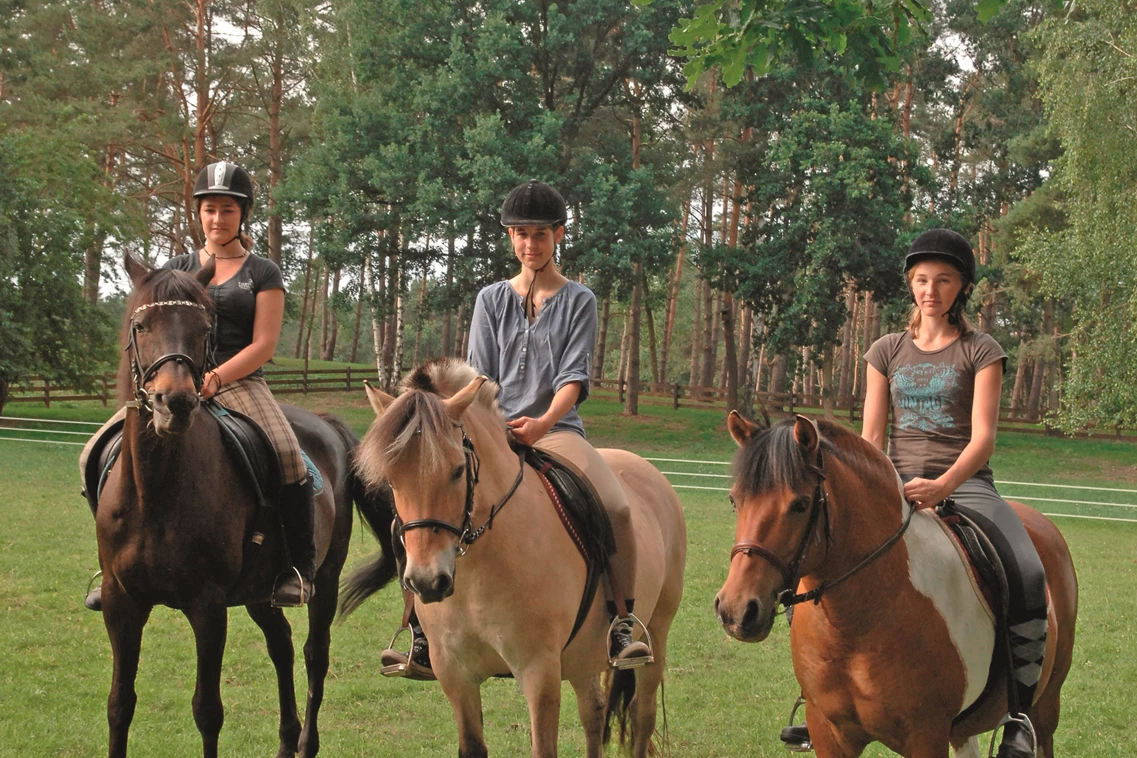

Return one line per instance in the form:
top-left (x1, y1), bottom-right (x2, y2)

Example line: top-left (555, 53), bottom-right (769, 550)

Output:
top-left (1, 395), bottom-right (1135, 756)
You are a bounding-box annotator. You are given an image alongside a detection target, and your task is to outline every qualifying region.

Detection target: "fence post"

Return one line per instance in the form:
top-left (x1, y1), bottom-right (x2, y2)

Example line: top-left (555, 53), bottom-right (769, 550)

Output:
top-left (346, 365), bottom-right (352, 391)
top-left (672, 382), bottom-right (680, 410)
top-left (102, 372), bottom-right (110, 407)
top-left (44, 377), bottom-right (50, 408)
top-left (302, 367), bottom-right (309, 395)
top-left (619, 379), bottom-right (625, 404)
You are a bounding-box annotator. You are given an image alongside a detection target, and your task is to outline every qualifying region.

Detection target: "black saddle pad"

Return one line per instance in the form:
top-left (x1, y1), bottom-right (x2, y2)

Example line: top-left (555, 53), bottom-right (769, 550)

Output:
top-left (82, 404), bottom-right (283, 513)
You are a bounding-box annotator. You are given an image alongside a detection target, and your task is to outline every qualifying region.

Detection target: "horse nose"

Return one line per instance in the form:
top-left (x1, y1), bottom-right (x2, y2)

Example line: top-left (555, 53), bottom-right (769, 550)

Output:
top-left (429, 572), bottom-right (454, 600)
top-left (167, 391), bottom-right (199, 418)
top-left (740, 598), bottom-right (763, 636)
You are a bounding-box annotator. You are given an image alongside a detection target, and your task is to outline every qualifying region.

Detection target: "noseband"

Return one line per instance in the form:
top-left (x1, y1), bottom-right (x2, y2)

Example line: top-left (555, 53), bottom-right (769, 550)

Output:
top-left (394, 430), bottom-right (525, 557)
top-left (126, 300), bottom-right (213, 412)
top-left (729, 446), bottom-right (916, 609)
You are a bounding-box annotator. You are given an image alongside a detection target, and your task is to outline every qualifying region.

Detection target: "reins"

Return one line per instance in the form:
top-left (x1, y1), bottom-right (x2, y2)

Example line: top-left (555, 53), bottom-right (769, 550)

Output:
top-left (394, 429), bottom-right (526, 556)
top-left (730, 444), bottom-right (916, 610)
top-left (125, 299), bottom-right (214, 412)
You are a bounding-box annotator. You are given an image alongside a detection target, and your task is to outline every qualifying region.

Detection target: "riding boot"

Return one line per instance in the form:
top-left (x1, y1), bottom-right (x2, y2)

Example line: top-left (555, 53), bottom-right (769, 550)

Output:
top-left (272, 477), bottom-right (317, 607)
top-left (84, 574), bottom-right (103, 612)
top-left (380, 598), bottom-right (435, 680)
top-left (607, 600), bottom-right (652, 668)
top-left (995, 616), bottom-right (1046, 758)
top-left (780, 724), bottom-right (812, 752)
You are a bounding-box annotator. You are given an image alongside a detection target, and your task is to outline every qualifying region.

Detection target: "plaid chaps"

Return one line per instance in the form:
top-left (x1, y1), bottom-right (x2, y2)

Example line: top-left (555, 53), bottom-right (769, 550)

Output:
top-left (214, 376), bottom-right (307, 484)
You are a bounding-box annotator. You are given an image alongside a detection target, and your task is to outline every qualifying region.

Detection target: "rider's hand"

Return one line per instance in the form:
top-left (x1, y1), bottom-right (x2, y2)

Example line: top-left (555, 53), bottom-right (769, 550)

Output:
top-left (506, 416), bottom-right (551, 446)
top-left (903, 477), bottom-right (949, 509)
top-left (201, 370), bottom-right (222, 401)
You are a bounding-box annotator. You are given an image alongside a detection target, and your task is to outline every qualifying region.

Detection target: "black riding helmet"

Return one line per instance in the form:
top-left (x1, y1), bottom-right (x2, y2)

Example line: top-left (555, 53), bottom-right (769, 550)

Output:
top-left (500, 180), bottom-right (567, 228)
top-left (904, 228), bottom-right (976, 288)
top-left (194, 162), bottom-right (254, 244)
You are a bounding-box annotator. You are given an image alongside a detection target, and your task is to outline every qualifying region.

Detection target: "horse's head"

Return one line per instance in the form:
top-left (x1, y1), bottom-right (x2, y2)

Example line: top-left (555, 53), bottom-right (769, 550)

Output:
top-left (714, 413), bottom-right (831, 642)
top-left (356, 360), bottom-right (501, 603)
top-left (121, 253), bottom-right (215, 436)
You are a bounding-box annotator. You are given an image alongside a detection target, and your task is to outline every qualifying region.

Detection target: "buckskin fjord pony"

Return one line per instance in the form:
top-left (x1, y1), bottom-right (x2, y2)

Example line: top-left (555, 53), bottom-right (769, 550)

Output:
top-left (341, 359), bottom-right (687, 758)
top-left (714, 413), bottom-right (1077, 758)
top-left (94, 255), bottom-right (396, 758)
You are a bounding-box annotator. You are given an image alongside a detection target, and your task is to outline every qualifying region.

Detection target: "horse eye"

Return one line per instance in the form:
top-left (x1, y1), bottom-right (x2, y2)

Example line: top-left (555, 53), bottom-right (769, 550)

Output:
top-left (451, 465), bottom-right (465, 482)
top-left (133, 322), bottom-right (147, 333)
top-left (790, 496), bottom-right (811, 514)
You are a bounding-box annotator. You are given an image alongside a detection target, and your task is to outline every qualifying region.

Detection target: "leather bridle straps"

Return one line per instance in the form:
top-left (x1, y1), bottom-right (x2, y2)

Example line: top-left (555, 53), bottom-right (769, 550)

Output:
top-left (396, 432), bottom-right (525, 555)
top-left (126, 299), bottom-right (213, 412)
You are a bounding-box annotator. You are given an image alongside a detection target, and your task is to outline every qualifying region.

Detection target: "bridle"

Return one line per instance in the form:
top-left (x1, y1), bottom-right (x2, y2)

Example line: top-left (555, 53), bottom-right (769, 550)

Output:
top-left (393, 428), bottom-right (525, 557)
top-left (730, 445), bottom-right (916, 610)
top-left (125, 299), bottom-right (213, 413)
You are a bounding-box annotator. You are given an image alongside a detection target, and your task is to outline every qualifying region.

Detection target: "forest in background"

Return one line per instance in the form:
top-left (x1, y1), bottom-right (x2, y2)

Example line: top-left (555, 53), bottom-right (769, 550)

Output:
top-left (2, 0), bottom-right (1135, 430)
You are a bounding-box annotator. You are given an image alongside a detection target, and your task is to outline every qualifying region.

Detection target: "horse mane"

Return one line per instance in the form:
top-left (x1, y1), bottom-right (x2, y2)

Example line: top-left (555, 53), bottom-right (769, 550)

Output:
top-left (355, 358), bottom-right (503, 487)
top-left (116, 266), bottom-right (214, 406)
top-left (733, 417), bottom-right (891, 498)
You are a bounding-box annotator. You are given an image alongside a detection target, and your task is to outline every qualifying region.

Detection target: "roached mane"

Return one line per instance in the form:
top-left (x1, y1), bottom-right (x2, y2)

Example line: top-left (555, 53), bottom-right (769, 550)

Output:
top-left (354, 358), bottom-right (503, 488)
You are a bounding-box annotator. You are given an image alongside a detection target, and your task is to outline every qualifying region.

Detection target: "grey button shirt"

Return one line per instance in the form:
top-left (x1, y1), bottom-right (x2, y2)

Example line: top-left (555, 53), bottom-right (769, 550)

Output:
top-left (467, 280), bottom-right (598, 438)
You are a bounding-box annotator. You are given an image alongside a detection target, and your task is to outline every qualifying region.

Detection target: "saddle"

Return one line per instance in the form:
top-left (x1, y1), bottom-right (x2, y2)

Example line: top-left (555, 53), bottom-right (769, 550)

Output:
top-left (81, 403), bottom-right (323, 589)
top-left (522, 445), bottom-right (617, 648)
top-left (934, 499), bottom-right (1043, 726)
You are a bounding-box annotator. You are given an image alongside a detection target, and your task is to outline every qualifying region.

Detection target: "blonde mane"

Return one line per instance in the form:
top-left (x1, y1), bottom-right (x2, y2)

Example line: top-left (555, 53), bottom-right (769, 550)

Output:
top-left (355, 358), bottom-right (504, 488)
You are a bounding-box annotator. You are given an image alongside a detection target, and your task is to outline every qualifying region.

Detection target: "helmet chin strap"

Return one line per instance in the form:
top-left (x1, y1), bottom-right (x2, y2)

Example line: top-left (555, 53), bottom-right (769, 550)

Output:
top-left (523, 257), bottom-right (552, 320)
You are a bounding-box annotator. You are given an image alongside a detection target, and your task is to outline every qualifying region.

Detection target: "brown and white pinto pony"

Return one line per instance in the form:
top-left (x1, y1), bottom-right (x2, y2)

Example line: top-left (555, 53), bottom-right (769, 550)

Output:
top-left (343, 359), bottom-right (687, 758)
top-left (714, 413), bottom-right (1077, 758)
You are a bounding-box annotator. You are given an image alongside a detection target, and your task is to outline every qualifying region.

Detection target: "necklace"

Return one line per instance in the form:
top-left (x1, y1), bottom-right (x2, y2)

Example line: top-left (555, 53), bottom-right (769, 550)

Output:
top-left (206, 249), bottom-right (248, 260)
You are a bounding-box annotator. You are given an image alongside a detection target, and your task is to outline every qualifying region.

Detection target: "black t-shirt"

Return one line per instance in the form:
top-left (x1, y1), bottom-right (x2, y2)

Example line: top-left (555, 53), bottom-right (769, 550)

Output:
top-left (164, 253), bottom-right (285, 376)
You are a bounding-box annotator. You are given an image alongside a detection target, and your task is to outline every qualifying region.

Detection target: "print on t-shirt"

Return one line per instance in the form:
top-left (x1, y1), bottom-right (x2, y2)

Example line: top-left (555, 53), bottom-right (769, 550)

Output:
top-left (891, 361), bottom-right (961, 432)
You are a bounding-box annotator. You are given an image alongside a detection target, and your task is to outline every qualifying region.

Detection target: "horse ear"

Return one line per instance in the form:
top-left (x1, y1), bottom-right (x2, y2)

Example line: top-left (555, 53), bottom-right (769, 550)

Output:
top-left (442, 375), bottom-right (488, 419)
top-left (727, 410), bottom-right (760, 447)
top-left (123, 252), bottom-right (152, 286)
top-left (195, 256), bottom-right (216, 287)
top-left (793, 414), bottom-right (820, 453)
top-left (363, 380), bottom-right (395, 417)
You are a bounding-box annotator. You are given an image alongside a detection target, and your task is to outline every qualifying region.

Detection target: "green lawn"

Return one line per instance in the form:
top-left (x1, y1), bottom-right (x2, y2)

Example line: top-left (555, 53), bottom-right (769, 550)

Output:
top-left (1, 395), bottom-right (1135, 756)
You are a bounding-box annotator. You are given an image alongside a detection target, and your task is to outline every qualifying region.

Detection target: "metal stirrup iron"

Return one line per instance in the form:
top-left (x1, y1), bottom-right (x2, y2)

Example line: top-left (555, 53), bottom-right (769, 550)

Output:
top-left (607, 612), bottom-right (654, 670)
top-left (987, 713), bottom-right (1037, 758)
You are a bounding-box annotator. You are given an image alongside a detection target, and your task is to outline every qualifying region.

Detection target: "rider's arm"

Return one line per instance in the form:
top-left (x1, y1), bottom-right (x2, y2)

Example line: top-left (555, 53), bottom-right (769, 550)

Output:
top-left (935, 361), bottom-right (1002, 497)
top-left (467, 288), bottom-right (500, 381)
top-left (861, 364), bottom-right (890, 451)
top-left (206, 288), bottom-right (284, 392)
top-left (507, 382), bottom-right (581, 444)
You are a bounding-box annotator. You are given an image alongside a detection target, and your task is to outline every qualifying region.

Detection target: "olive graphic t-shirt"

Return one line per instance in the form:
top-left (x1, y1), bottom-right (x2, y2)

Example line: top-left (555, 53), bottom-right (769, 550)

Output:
top-left (864, 330), bottom-right (1007, 479)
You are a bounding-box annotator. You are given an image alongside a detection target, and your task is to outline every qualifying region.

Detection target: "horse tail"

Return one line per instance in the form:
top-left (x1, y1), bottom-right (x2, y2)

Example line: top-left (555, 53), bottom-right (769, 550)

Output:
top-left (319, 414), bottom-right (398, 621)
top-left (602, 668), bottom-right (637, 749)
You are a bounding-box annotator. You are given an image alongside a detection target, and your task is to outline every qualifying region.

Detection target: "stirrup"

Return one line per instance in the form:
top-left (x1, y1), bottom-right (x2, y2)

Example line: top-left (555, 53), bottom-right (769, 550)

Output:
top-left (86, 570), bottom-right (103, 597)
top-left (84, 570), bottom-right (104, 611)
top-left (608, 612), bottom-right (654, 670)
top-left (270, 566), bottom-right (310, 608)
top-left (987, 713), bottom-right (1037, 758)
top-left (380, 625), bottom-right (435, 680)
top-left (783, 695), bottom-right (813, 752)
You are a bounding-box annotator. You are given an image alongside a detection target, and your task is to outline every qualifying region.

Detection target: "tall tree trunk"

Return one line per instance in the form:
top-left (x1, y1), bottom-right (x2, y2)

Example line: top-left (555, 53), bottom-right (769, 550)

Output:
top-left (294, 224), bottom-right (315, 358)
top-left (392, 263), bottom-right (405, 386)
top-left (441, 225), bottom-right (455, 355)
top-left (322, 265), bottom-right (342, 360)
top-left (822, 348), bottom-right (836, 420)
top-left (699, 282), bottom-right (717, 390)
top-left (265, 22), bottom-right (285, 266)
top-left (412, 270), bottom-right (428, 366)
top-left (368, 249), bottom-right (385, 385)
top-left (837, 288), bottom-right (858, 405)
top-left (1010, 338), bottom-right (1029, 417)
top-left (455, 300), bottom-right (469, 359)
top-left (659, 196), bottom-right (690, 381)
top-left (350, 254), bottom-right (367, 364)
top-left (742, 313), bottom-right (764, 418)
top-left (625, 265), bottom-right (643, 415)
top-left (738, 307), bottom-right (753, 393)
top-left (642, 269), bottom-right (660, 387)
top-left (689, 277), bottom-right (704, 389)
top-left (595, 293), bottom-right (611, 380)
top-left (721, 292), bottom-right (739, 411)
top-left (318, 264), bottom-right (331, 359)
top-left (617, 310), bottom-right (630, 389)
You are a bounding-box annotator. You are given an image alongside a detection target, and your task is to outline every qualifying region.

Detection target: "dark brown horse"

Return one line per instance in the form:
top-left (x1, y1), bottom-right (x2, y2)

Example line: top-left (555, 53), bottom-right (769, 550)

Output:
top-left (715, 414), bottom-right (1077, 758)
top-left (93, 254), bottom-right (396, 758)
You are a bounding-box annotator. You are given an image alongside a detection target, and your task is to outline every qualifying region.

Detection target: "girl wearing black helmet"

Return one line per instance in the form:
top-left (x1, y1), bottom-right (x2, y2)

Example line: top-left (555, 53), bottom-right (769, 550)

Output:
top-left (379, 180), bottom-right (652, 679)
top-left (780, 230), bottom-right (1047, 758)
top-left (81, 161), bottom-right (316, 610)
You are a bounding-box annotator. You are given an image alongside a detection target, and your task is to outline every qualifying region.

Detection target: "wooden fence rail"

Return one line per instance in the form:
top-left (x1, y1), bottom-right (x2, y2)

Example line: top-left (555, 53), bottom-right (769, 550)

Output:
top-left (5, 369), bottom-right (1134, 441)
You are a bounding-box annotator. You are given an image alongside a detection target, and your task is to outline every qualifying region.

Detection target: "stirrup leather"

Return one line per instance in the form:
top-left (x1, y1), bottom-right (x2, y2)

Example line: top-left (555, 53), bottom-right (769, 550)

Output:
top-left (607, 612), bottom-right (654, 670)
top-left (270, 566), bottom-right (310, 608)
top-left (783, 695), bottom-right (813, 753)
top-left (380, 624), bottom-right (435, 680)
top-left (988, 713), bottom-right (1037, 758)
